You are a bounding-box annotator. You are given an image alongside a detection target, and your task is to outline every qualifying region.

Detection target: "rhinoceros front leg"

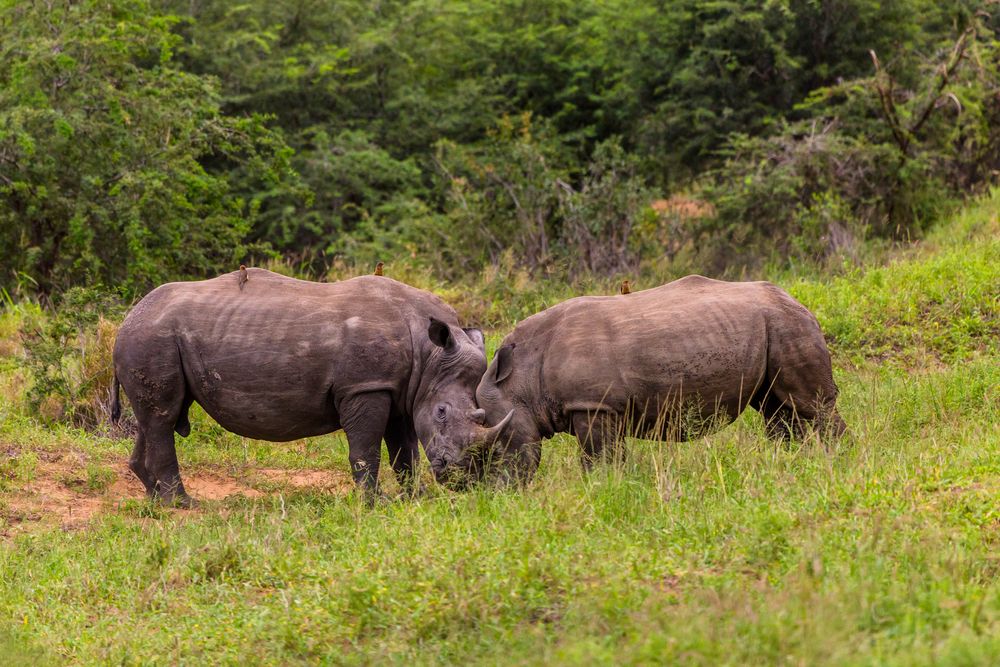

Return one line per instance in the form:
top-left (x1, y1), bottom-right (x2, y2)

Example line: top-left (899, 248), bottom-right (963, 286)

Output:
top-left (339, 391), bottom-right (392, 496)
top-left (385, 416), bottom-right (419, 493)
top-left (571, 411), bottom-right (626, 471)
top-left (756, 390), bottom-right (847, 444)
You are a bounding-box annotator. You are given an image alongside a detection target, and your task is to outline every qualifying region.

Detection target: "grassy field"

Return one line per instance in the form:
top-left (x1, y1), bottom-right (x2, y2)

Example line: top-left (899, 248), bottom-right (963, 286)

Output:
top-left (0, 194), bottom-right (997, 664)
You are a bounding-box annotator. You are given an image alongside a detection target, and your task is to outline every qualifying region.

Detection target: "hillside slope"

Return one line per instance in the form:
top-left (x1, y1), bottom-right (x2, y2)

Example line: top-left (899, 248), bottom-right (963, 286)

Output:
top-left (0, 194), bottom-right (998, 665)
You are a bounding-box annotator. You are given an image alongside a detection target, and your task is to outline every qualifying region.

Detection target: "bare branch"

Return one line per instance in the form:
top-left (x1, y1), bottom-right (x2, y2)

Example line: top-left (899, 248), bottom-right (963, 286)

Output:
top-left (908, 26), bottom-right (975, 139)
top-left (869, 49), bottom-right (910, 154)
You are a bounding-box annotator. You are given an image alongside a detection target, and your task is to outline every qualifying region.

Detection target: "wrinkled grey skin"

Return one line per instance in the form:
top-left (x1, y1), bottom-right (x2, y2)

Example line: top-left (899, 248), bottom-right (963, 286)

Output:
top-left (475, 275), bottom-right (847, 482)
top-left (112, 268), bottom-right (504, 505)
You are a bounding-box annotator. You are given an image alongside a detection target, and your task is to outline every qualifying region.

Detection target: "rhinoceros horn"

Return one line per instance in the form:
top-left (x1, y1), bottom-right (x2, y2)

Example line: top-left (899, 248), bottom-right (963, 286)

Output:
top-left (473, 409), bottom-right (514, 449)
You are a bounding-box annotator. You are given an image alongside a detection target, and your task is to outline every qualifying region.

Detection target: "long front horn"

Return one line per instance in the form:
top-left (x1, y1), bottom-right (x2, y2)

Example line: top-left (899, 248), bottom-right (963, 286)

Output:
top-left (478, 409), bottom-right (514, 445)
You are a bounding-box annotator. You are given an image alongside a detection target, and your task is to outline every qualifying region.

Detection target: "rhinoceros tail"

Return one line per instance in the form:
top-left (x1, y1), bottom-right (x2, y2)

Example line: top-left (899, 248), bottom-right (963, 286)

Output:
top-left (110, 374), bottom-right (121, 424)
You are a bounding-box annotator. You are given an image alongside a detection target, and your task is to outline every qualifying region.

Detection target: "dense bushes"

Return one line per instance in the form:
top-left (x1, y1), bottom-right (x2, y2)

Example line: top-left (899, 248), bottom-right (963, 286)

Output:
top-left (0, 0), bottom-right (296, 297)
top-left (421, 118), bottom-right (653, 279)
top-left (19, 287), bottom-right (124, 427)
top-left (702, 16), bottom-right (1000, 268)
top-left (1, 0), bottom-right (998, 296)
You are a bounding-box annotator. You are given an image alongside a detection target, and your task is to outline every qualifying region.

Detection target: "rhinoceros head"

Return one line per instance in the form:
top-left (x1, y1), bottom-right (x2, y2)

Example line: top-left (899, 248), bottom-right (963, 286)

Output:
top-left (472, 343), bottom-right (542, 484)
top-left (415, 319), bottom-right (513, 487)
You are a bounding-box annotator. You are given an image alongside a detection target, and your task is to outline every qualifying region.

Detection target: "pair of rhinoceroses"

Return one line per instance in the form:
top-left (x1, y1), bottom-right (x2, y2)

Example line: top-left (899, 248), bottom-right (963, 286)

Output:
top-left (112, 268), bottom-right (846, 506)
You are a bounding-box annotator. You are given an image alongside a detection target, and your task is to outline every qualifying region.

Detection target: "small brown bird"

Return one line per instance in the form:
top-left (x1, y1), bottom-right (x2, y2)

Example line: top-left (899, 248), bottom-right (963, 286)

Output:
top-left (374, 261), bottom-right (384, 276)
top-left (238, 264), bottom-right (248, 291)
top-left (620, 279), bottom-right (631, 295)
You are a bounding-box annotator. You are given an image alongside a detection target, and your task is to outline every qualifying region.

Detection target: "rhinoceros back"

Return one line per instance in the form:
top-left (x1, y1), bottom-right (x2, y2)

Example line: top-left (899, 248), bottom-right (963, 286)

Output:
top-left (508, 275), bottom-right (817, 421)
top-left (114, 270), bottom-right (452, 441)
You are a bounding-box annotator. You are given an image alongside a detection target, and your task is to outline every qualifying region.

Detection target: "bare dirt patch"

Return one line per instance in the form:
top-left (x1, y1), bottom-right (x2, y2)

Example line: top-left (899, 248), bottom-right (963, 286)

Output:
top-left (185, 472), bottom-right (264, 501)
top-left (0, 451), bottom-right (351, 537)
top-left (256, 467), bottom-right (353, 492)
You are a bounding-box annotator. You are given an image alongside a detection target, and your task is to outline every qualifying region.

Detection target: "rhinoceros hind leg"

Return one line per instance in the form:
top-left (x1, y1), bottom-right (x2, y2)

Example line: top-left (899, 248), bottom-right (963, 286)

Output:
top-left (340, 391), bottom-right (392, 497)
top-left (144, 421), bottom-right (193, 508)
top-left (572, 411), bottom-right (626, 471)
top-left (127, 430), bottom-right (156, 496)
top-left (816, 407), bottom-right (848, 443)
top-left (755, 391), bottom-right (846, 444)
top-left (757, 398), bottom-right (797, 441)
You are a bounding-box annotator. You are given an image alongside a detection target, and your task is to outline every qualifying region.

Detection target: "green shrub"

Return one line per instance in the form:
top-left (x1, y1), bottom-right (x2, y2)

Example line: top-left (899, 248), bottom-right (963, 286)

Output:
top-left (85, 463), bottom-right (116, 493)
top-left (20, 287), bottom-right (124, 428)
top-left (0, 0), bottom-right (298, 297)
top-left (0, 449), bottom-right (38, 492)
top-left (697, 17), bottom-right (998, 273)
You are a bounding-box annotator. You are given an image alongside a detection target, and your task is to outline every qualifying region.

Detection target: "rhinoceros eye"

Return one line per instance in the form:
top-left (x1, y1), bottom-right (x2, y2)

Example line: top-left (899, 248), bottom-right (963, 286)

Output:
top-left (434, 404), bottom-right (448, 423)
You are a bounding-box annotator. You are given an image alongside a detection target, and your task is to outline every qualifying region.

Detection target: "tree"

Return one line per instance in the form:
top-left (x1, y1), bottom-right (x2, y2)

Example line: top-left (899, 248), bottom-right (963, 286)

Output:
top-left (0, 0), bottom-right (295, 297)
top-left (559, 138), bottom-right (653, 276)
top-left (699, 10), bottom-right (999, 269)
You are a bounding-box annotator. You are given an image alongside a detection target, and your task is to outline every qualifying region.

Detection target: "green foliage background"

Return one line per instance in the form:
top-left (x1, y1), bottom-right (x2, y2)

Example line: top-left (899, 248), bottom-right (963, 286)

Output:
top-left (2, 0), bottom-right (998, 296)
top-left (0, 192), bottom-right (996, 664)
top-left (1, 4), bottom-right (999, 662)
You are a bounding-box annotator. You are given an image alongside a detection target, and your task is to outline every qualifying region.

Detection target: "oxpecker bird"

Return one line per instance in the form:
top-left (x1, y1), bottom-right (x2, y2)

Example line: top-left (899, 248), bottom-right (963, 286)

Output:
top-left (374, 261), bottom-right (384, 276)
top-left (238, 265), bottom-right (248, 291)
top-left (620, 279), bottom-right (631, 295)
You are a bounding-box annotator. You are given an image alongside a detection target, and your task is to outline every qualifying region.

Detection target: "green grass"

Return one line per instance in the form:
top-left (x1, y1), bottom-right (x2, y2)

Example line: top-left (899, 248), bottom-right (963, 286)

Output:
top-left (0, 193), bottom-right (998, 664)
top-left (1, 360), bottom-right (997, 664)
top-left (789, 230), bottom-right (998, 364)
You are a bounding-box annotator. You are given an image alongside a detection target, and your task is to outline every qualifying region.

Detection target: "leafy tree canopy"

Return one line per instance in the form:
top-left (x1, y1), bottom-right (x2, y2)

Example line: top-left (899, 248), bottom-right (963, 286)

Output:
top-left (0, 0), bottom-right (296, 296)
top-left (1, 0), bottom-right (997, 296)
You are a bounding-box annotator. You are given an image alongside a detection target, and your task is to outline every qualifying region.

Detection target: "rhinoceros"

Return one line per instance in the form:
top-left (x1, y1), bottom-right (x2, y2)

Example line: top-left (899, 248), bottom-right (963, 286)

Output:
top-left (111, 268), bottom-right (511, 505)
top-left (474, 275), bottom-right (847, 481)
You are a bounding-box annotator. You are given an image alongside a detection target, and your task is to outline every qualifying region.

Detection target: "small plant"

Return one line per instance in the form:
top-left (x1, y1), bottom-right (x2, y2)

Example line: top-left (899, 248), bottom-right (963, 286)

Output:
top-left (195, 543), bottom-right (245, 582)
top-left (0, 448), bottom-right (38, 492)
top-left (116, 499), bottom-right (170, 520)
top-left (85, 462), bottom-right (116, 493)
top-left (20, 287), bottom-right (126, 428)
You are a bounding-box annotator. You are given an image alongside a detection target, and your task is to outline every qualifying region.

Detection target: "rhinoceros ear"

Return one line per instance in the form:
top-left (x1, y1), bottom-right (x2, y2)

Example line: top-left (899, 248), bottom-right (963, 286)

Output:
top-left (463, 327), bottom-right (485, 354)
top-left (494, 344), bottom-right (515, 384)
top-left (428, 317), bottom-right (456, 351)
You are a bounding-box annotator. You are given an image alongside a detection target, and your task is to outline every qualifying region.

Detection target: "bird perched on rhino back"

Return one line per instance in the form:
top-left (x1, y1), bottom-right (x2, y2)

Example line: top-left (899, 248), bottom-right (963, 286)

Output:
top-left (374, 261), bottom-right (384, 276)
top-left (238, 264), bottom-right (248, 290)
top-left (620, 280), bottom-right (631, 295)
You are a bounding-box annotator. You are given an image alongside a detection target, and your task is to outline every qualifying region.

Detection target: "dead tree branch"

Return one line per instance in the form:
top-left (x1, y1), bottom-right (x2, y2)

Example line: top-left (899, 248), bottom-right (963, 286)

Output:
top-left (870, 25), bottom-right (976, 157)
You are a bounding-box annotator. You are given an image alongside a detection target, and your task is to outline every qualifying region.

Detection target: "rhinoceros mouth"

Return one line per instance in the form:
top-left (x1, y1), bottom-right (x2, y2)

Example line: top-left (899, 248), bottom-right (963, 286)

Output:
top-left (424, 409), bottom-right (515, 489)
top-left (437, 467), bottom-right (473, 490)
